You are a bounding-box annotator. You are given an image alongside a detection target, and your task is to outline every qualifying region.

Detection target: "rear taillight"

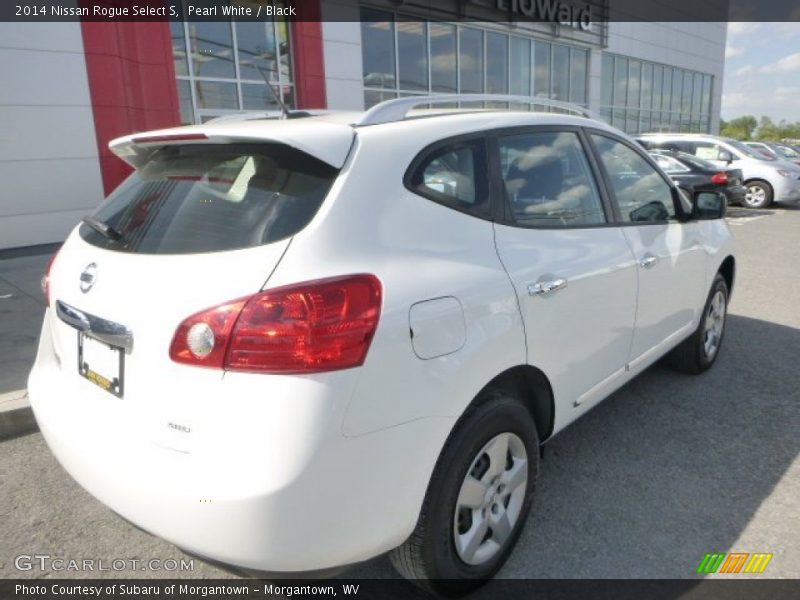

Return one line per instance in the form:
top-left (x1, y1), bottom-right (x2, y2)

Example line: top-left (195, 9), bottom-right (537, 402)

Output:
top-left (41, 250), bottom-right (60, 305)
top-left (711, 172), bottom-right (729, 185)
top-left (169, 275), bottom-right (382, 374)
top-left (169, 298), bottom-right (249, 369)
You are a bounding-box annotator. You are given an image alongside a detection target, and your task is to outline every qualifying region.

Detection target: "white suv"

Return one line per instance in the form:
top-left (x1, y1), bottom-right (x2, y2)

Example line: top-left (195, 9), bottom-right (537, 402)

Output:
top-left (29, 95), bottom-right (735, 595)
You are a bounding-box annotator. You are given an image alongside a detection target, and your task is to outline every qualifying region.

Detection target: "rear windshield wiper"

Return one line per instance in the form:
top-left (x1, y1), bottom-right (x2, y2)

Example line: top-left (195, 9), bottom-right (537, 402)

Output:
top-left (82, 216), bottom-right (122, 242)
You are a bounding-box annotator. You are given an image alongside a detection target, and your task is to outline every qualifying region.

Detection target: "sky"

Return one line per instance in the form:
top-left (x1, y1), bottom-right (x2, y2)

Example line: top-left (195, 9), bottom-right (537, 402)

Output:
top-left (722, 22), bottom-right (800, 122)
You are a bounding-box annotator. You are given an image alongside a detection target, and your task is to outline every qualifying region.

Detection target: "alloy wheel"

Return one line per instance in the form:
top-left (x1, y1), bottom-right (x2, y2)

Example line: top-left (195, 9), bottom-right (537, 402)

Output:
top-left (453, 432), bottom-right (528, 566)
top-left (703, 290), bottom-right (726, 358)
top-left (744, 185), bottom-right (767, 207)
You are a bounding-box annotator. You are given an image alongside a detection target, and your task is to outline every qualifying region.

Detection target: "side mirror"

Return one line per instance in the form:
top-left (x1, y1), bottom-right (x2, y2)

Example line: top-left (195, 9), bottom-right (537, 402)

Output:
top-left (717, 150), bottom-right (734, 163)
top-left (694, 191), bottom-right (727, 220)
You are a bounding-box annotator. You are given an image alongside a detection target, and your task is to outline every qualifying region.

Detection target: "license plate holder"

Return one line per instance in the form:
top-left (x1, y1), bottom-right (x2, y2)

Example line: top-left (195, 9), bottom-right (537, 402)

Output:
top-left (78, 332), bottom-right (124, 398)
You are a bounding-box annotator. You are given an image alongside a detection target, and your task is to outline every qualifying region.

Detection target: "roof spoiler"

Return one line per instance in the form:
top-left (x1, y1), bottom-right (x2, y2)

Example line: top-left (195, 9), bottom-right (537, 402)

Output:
top-left (108, 121), bottom-right (355, 169)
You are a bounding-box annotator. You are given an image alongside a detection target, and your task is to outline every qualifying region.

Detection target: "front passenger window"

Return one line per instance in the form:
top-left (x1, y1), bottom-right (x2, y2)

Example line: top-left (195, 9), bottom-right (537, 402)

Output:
top-left (591, 134), bottom-right (675, 223)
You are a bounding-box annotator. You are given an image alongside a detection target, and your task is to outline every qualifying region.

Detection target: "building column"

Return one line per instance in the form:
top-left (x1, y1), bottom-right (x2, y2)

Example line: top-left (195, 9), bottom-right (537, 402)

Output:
top-left (291, 1), bottom-right (327, 109)
top-left (587, 47), bottom-right (603, 115)
top-left (321, 0), bottom-right (364, 111)
top-left (80, 21), bottom-right (181, 195)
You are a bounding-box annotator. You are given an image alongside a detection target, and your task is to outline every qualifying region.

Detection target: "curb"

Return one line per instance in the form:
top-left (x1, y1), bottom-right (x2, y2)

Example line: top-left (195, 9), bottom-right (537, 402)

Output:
top-left (0, 390), bottom-right (37, 440)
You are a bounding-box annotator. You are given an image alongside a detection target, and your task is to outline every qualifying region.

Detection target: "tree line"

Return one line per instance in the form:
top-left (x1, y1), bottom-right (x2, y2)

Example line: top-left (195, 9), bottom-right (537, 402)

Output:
top-left (720, 116), bottom-right (800, 142)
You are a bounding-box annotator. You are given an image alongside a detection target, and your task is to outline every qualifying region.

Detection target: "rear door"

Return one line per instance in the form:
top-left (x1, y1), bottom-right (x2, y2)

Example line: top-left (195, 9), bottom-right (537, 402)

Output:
top-left (492, 127), bottom-right (638, 425)
top-left (588, 132), bottom-right (707, 369)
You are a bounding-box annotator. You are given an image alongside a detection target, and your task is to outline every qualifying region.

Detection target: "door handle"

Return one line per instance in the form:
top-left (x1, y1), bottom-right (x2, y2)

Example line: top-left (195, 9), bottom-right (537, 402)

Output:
top-left (528, 278), bottom-right (568, 297)
top-left (639, 254), bottom-right (659, 269)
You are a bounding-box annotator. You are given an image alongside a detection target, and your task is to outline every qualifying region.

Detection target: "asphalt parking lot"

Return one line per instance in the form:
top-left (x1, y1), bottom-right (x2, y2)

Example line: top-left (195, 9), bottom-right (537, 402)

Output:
top-left (1, 204), bottom-right (798, 581)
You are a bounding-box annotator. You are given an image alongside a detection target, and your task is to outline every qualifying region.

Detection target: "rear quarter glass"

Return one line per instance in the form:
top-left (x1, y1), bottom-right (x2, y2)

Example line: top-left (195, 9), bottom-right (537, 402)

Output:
top-left (79, 143), bottom-right (338, 254)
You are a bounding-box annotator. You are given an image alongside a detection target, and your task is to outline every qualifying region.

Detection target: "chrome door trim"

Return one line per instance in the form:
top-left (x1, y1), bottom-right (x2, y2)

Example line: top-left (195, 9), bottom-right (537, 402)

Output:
top-left (55, 300), bottom-right (134, 353)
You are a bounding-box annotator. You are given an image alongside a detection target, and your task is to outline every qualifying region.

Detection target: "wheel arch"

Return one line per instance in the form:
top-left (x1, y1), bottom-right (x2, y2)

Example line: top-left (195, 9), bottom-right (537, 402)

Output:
top-left (743, 178), bottom-right (773, 194)
top-left (718, 255), bottom-right (736, 297)
top-left (474, 365), bottom-right (555, 443)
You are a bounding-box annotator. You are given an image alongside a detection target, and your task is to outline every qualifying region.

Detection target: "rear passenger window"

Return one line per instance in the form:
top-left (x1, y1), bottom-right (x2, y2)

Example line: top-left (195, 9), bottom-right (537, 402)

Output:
top-left (591, 134), bottom-right (676, 223)
top-left (692, 142), bottom-right (727, 161)
top-left (498, 131), bottom-right (606, 227)
top-left (408, 140), bottom-right (489, 217)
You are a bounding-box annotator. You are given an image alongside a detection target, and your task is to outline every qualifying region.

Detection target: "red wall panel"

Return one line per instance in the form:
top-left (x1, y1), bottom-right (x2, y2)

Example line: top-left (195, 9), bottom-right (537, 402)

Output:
top-left (291, 1), bottom-right (327, 110)
top-left (83, 3), bottom-right (326, 195)
top-left (81, 20), bottom-right (181, 195)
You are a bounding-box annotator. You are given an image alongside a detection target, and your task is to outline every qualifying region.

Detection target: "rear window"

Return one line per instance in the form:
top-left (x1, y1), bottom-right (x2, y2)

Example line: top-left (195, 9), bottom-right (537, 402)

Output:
top-left (673, 152), bottom-right (717, 170)
top-left (727, 140), bottom-right (769, 160)
top-left (80, 143), bottom-right (337, 254)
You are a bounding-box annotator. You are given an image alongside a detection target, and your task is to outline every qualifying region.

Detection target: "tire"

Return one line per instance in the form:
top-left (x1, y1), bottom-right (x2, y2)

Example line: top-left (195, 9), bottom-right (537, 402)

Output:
top-left (742, 180), bottom-right (773, 208)
top-left (668, 274), bottom-right (729, 374)
top-left (389, 393), bottom-right (539, 597)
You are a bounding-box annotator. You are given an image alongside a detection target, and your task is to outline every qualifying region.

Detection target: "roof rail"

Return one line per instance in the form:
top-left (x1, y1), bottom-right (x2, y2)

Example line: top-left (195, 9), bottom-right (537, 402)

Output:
top-left (357, 94), bottom-right (598, 126)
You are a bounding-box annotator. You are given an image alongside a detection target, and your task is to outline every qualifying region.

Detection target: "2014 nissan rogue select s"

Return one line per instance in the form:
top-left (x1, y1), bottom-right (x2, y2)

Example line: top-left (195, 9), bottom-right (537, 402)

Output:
top-left (29, 95), bottom-right (735, 596)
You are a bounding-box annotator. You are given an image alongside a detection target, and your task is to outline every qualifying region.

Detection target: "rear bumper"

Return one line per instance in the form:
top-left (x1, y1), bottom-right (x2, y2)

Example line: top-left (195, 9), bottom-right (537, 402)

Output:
top-left (724, 185), bottom-right (746, 205)
top-left (28, 310), bottom-right (454, 572)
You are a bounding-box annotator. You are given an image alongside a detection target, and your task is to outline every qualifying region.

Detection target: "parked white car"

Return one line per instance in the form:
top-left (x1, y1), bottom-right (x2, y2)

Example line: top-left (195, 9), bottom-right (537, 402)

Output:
top-left (29, 95), bottom-right (735, 595)
top-left (637, 133), bottom-right (800, 208)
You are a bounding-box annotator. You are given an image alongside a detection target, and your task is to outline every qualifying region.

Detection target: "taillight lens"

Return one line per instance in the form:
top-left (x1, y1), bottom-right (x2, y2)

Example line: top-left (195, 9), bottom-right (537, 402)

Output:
top-left (41, 250), bottom-right (60, 305)
top-left (711, 172), bottom-right (729, 185)
top-left (169, 275), bottom-right (382, 374)
top-left (169, 298), bottom-right (248, 368)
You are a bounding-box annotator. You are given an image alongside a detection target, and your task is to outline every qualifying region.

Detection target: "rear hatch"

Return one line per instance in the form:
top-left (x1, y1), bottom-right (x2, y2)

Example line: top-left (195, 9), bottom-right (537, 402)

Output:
top-left (45, 127), bottom-right (350, 449)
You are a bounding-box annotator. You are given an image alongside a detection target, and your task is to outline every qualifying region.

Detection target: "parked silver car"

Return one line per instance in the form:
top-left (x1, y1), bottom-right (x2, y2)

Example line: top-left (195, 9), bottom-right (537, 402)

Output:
top-left (744, 141), bottom-right (800, 167)
top-left (637, 133), bottom-right (800, 208)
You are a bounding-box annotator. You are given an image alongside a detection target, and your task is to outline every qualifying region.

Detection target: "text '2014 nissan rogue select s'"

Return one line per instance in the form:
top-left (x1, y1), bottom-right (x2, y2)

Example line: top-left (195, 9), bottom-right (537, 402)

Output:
top-left (29, 95), bottom-right (735, 596)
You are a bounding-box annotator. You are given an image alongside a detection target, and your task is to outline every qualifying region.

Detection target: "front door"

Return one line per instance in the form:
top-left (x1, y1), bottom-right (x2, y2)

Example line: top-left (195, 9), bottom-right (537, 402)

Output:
top-left (589, 133), bottom-right (708, 368)
top-left (492, 128), bottom-right (638, 429)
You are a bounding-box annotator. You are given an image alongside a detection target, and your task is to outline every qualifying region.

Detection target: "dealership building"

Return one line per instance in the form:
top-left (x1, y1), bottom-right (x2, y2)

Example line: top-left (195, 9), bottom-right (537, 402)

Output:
top-left (0, 0), bottom-right (727, 250)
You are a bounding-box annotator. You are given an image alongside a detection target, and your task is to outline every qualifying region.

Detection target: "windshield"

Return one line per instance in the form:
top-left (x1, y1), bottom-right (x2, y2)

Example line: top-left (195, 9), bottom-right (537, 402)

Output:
top-left (729, 140), bottom-right (773, 160)
top-left (79, 144), bottom-right (337, 254)
top-left (775, 145), bottom-right (800, 158)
